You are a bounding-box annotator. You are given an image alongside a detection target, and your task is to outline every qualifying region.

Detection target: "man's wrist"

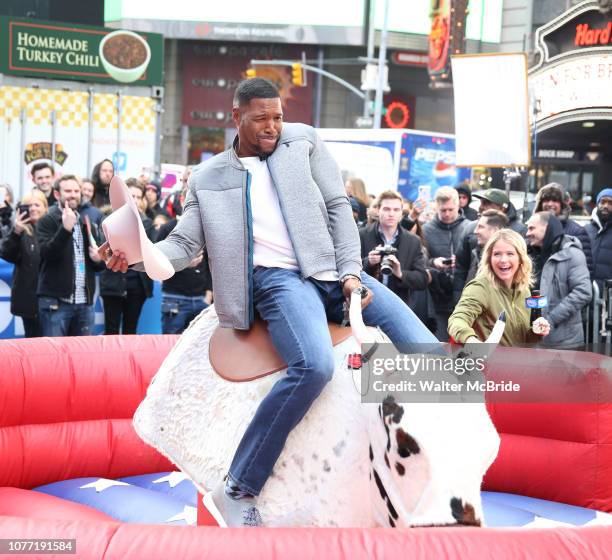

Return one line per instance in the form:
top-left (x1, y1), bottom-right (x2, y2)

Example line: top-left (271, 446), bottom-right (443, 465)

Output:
top-left (339, 274), bottom-right (361, 286)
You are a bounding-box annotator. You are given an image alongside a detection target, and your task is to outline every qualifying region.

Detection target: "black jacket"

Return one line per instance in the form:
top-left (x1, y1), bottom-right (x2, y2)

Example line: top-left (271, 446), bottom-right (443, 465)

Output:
top-left (145, 203), bottom-right (170, 221)
top-left (533, 198), bottom-right (594, 276)
top-left (422, 215), bottom-right (471, 312)
top-left (36, 205), bottom-right (105, 304)
top-left (585, 210), bottom-right (612, 289)
top-left (0, 229), bottom-right (40, 317)
top-left (157, 218), bottom-right (213, 297)
top-left (461, 206), bottom-right (479, 221)
top-left (99, 213), bottom-right (155, 298)
top-left (561, 217), bottom-right (593, 276)
top-left (360, 224), bottom-right (428, 305)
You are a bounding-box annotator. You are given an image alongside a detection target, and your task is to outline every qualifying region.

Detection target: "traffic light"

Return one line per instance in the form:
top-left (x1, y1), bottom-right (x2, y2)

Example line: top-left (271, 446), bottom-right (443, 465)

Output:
top-left (245, 67), bottom-right (257, 79)
top-left (291, 63), bottom-right (303, 86)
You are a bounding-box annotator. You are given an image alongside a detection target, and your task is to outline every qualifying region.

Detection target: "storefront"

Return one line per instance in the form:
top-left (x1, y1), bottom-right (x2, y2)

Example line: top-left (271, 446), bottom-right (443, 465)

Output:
top-left (529, 0), bottom-right (612, 207)
top-left (181, 42), bottom-right (315, 165)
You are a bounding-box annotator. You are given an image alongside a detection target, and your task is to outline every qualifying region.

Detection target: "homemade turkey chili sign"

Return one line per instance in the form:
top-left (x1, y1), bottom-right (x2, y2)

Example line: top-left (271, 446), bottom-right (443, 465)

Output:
top-left (0, 15), bottom-right (163, 85)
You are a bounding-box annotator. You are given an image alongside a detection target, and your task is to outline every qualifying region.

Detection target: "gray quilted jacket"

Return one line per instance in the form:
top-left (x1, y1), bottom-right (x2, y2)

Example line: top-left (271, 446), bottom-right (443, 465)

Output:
top-left (154, 123), bottom-right (361, 330)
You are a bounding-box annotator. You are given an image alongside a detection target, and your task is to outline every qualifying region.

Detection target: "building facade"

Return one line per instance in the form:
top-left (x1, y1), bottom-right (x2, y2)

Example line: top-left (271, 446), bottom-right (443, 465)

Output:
top-left (104, 0), bottom-right (504, 166)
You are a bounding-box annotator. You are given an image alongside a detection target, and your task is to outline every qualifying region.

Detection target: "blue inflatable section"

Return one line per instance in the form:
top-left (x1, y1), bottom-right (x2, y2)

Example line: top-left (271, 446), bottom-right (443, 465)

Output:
top-left (33, 472), bottom-right (612, 527)
top-left (119, 473), bottom-right (198, 507)
top-left (481, 491), bottom-right (608, 527)
top-left (34, 475), bottom-right (196, 525)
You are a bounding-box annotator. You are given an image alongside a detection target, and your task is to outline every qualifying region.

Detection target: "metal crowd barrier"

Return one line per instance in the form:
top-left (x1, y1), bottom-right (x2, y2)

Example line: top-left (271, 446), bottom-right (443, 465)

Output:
top-left (586, 279), bottom-right (612, 354)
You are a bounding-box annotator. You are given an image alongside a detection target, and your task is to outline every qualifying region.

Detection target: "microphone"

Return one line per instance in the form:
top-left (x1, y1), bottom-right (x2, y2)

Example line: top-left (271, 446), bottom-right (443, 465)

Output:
top-left (526, 290), bottom-right (548, 334)
top-left (526, 290), bottom-right (548, 317)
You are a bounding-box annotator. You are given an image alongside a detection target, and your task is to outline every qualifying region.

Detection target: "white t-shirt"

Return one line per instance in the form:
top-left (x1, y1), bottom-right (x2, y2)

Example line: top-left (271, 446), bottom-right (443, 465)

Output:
top-left (241, 156), bottom-right (338, 281)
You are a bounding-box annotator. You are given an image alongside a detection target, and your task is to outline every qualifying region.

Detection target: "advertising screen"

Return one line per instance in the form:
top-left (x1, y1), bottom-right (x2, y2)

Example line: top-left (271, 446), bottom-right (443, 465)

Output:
top-left (104, 0), bottom-right (366, 45)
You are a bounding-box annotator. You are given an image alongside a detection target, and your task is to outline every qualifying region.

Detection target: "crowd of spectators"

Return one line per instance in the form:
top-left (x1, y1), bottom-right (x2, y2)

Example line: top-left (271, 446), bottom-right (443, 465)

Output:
top-left (0, 158), bottom-right (610, 349)
top-left (0, 162), bottom-right (211, 338)
top-left (346, 179), bottom-right (611, 349)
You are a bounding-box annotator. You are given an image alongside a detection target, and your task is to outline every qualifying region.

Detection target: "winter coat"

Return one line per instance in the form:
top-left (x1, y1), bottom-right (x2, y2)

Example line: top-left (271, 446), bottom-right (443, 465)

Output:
top-left (360, 224), bottom-right (428, 305)
top-left (36, 205), bottom-right (105, 304)
top-left (0, 228), bottom-right (40, 317)
top-left (534, 194), bottom-right (593, 275)
top-left (466, 245), bottom-right (481, 284)
top-left (99, 213), bottom-right (155, 298)
top-left (422, 215), bottom-right (471, 312)
top-left (561, 218), bottom-right (593, 276)
top-left (155, 124), bottom-right (362, 330)
top-left (78, 201), bottom-right (104, 229)
top-left (505, 201), bottom-right (527, 235)
top-left (461, 206), bottom-right (478, 221)
top-left (539, 235), bottom-right (592, 348)
top-left (584, 209), bottom-right (612, 291)
top-left (448, 275), bottom-right (539, 346)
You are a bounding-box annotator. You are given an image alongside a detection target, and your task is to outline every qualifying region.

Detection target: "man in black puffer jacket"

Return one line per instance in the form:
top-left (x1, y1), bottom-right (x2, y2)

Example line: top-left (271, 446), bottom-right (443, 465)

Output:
top-left (585, 188), bottom-right (612, 293)
top-left (534, 183), bottom-right (593, 276)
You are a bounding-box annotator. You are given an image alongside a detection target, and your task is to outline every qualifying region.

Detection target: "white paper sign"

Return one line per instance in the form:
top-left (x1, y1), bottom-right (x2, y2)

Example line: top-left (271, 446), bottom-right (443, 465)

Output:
top-left (451, 53), bottom-right (530, 167)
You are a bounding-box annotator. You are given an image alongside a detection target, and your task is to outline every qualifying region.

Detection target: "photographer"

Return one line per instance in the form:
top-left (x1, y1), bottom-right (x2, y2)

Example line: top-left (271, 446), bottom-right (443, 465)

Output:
top-left (0, 190), bottom-right (48, 337)
top-left (360, 190), bottom-right (428, 308)
top-left (422, 187), bottom-right (471, 341)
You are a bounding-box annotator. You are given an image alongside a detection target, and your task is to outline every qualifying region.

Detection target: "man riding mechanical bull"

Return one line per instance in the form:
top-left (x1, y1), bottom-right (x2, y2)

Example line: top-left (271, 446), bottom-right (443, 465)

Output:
top-left (101, 78), bottom-right (499, 528)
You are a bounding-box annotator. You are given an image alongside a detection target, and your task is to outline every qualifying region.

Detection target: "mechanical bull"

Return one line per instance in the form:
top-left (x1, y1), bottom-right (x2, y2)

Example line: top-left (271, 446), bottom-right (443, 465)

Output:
top-left (133, 293), bottom-right (501, 528)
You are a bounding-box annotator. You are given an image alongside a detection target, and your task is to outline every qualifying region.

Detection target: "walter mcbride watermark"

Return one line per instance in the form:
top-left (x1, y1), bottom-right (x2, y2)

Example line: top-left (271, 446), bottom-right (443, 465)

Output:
top-left (358, 343), bottom-right (610, 404)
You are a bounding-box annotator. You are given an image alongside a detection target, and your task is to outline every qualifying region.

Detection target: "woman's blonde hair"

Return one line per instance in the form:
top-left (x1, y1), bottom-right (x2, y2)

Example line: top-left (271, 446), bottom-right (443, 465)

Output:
top-left (346, 178), bottom-right (369, 206)
top-left (477, 228), bottom-right (532, 291)
top-left (19, 189), bottom-right (48, 236)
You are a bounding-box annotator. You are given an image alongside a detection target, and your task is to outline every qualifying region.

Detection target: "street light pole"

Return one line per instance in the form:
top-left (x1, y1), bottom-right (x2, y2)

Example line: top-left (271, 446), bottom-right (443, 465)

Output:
top-left (363, 0), bottom-right (376, 118)
top-left (373, 0), bottom-right (389, 129)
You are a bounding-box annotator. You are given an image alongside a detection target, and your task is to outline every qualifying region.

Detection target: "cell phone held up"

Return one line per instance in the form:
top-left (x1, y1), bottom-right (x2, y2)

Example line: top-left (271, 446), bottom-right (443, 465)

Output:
top-left (17, 204), bottom-right (31, 217)
top-left (418, 185), bottom-right (431, 202)
top-left (442, 258), bottom-right (453, 265)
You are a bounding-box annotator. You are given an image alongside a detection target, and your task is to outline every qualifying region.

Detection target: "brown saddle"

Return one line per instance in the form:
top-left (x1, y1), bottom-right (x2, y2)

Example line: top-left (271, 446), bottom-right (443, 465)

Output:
top-left (209, 318), bottom-right (353, 382)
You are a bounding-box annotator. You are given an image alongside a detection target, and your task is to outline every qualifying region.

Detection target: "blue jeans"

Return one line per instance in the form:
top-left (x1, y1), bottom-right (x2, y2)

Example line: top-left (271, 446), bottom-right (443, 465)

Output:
top-left (38, 297), bottom-right (95, 337)
top-left (161, 293), bottom-right (208, 334)
top-left (228, 268), bottom-right (440, 495)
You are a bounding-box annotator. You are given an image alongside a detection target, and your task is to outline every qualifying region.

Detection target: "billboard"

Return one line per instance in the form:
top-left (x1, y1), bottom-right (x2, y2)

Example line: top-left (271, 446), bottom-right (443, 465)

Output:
top-left (0, 16), bottom-right (163, 86)
top-left (104, 0), bottom-right (365, 45)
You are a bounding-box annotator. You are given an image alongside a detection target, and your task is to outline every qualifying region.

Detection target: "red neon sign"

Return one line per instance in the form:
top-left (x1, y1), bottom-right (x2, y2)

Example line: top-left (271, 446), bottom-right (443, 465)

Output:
top-left (384, 101), bottom-right (410, 129)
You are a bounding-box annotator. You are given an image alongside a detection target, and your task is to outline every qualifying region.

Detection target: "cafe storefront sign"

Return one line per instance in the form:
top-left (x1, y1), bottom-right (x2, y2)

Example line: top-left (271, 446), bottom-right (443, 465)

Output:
top-left (0, 16), bottom-right (163, 85)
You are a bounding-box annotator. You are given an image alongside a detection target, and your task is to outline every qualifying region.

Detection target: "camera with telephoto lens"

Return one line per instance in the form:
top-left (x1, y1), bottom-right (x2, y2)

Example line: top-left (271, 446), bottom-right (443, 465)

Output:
top-left (378, 244), bottom-right (397, 276)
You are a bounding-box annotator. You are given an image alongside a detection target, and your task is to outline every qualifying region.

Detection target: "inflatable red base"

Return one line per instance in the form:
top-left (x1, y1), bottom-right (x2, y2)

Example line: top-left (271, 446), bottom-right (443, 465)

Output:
top-left (0, 336), bottom-right (610, 558)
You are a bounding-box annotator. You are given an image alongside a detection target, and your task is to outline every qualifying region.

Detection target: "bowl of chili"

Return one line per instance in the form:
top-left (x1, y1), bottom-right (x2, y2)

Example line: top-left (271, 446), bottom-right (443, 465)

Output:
top-left (99, 30), bottom-right (151, 83)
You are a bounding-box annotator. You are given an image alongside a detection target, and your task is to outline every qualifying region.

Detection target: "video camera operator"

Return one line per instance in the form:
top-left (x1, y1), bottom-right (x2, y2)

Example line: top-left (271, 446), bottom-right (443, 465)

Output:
top-left (360, 190), bottom-right (428, 308)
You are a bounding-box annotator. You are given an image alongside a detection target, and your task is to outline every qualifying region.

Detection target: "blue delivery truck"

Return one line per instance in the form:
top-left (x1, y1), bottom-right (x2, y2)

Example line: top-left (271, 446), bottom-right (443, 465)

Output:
top-left (317, 128), bottom-right (471, 201)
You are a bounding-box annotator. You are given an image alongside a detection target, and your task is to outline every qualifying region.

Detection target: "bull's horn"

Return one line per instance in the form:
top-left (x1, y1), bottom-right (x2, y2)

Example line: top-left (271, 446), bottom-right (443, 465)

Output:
top-left (349, 288), bottom-right (374, 345)
top-left (484, 311), bottom-right (506, 344)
